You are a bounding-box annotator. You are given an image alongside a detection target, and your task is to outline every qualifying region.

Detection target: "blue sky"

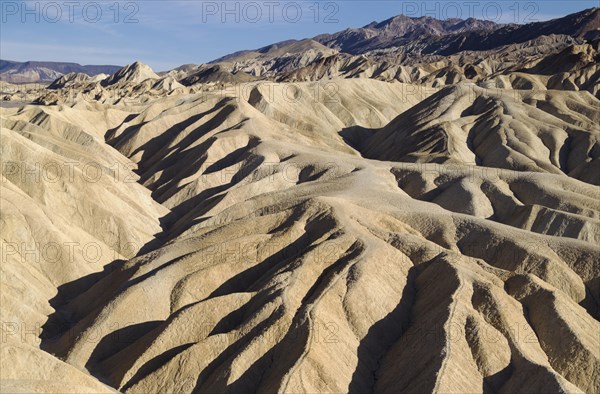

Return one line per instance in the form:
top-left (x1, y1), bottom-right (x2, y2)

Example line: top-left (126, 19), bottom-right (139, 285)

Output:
top-left (1, 1), bottom-right (597, 71)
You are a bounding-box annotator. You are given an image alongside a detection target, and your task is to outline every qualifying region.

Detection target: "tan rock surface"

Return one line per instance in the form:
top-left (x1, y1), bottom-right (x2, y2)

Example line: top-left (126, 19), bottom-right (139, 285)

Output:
top-left (1, 46), bottom-right (599, 394)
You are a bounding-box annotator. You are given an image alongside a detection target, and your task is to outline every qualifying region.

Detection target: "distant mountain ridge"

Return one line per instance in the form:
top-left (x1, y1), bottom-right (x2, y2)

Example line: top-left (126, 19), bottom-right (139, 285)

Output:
top-left (190, 7), bottom-right (599, 83)
top-left (0, 60), bottom-right (121, 83)
top-left (10, 7), bottom-right (600, 86)
top-left (313, 7), bottom-right (600, 55)
top-left (206, 7), bottom-right (598, 64)
top-left (314, 14), bottom-right (502, 54)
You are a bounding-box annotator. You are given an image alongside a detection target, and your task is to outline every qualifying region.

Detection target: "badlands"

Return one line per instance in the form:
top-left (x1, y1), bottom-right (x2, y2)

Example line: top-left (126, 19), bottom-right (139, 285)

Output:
top-left (1, 7), bottom-right (600, 394)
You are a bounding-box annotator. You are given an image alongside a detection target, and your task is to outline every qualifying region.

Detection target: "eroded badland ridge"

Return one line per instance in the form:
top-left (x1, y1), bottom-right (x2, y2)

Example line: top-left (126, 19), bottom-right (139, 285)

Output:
top-left (1, 8), bottom-right (599, 394)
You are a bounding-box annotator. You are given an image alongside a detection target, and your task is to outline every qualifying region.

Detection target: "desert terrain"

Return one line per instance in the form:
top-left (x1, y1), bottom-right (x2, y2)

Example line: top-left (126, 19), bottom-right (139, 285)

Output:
top-left (1, 8), bottom-right (599, 394)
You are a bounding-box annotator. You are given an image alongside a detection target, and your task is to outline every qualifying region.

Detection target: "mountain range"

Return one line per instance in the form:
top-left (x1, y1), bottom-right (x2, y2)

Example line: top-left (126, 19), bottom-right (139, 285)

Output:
top-left (0, 60), bottom-right (121, 83)
top-left (314, 6), bottom-right (599, 55)
top-left (1, 7), bottom-right (599, 394)
top-left (3, 7), bottom-right (598, 84)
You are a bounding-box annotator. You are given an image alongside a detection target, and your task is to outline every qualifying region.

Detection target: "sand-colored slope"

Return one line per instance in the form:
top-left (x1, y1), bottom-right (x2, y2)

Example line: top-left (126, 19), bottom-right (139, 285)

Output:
top-left (2, 79), bottom-right (594, 393)
top-left (0, 104), bottom-right (167, 391)
top-left (42, 165), bottom-right (598, 393)
top-left (360, 84), bottom-right (600, 185)
top-left (102, 79), bottom-right (427, 214)
top-left (1, 74), bottom-right (598, 394)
